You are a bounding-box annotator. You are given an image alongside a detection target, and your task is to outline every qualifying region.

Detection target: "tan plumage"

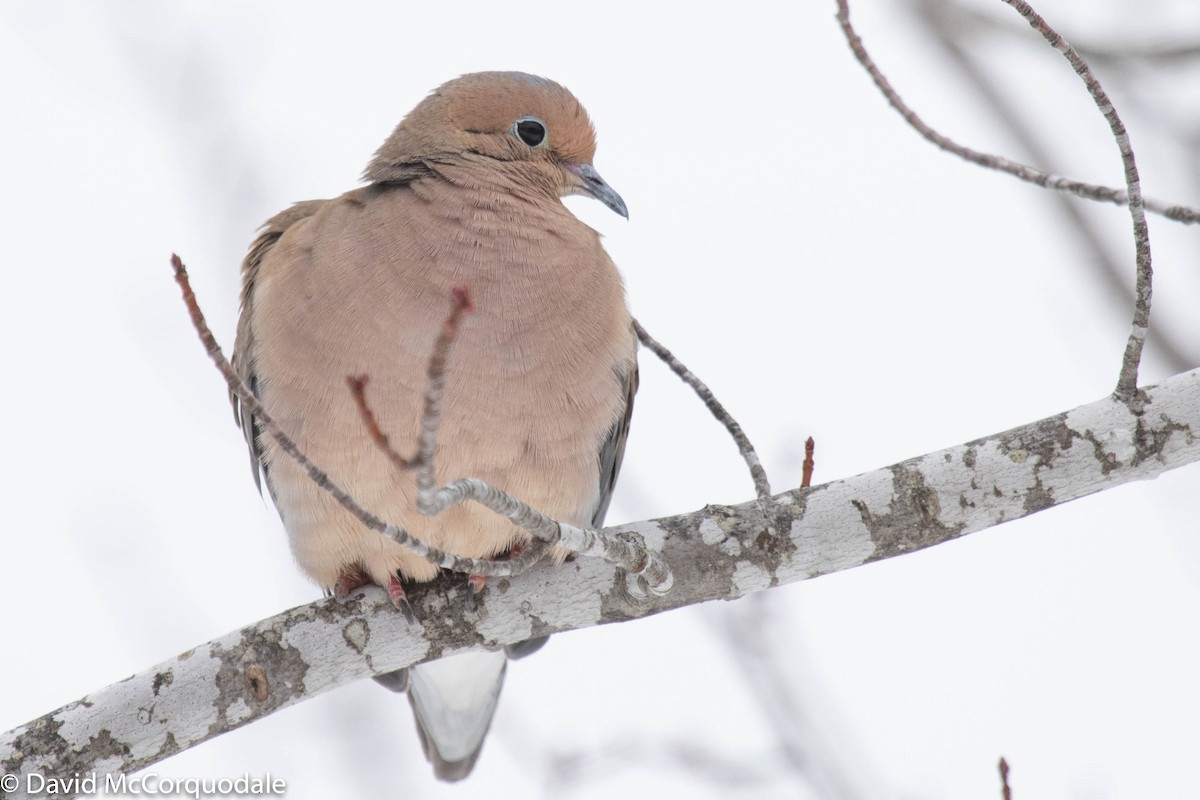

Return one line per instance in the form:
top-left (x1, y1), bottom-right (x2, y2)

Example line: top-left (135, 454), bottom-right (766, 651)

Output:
top-left (231, 72), bottom-right (636, 781)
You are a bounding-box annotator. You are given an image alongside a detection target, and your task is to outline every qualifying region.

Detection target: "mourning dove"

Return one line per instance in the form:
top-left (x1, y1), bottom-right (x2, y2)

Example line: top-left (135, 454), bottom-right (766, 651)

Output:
top-left (230, 72), bottom-right (637, 781)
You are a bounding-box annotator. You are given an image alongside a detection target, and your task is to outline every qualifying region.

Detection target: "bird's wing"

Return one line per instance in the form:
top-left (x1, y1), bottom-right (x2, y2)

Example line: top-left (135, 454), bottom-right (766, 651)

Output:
top-left (230, 199), bottom-right (327, 496)
top-left (591, 351), bottom-right (639, 528)
top-left (501, 334), bottom-right (637, 663)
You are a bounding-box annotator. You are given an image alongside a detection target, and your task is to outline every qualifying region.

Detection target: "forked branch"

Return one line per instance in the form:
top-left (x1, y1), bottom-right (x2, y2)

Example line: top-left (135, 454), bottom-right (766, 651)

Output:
top-left (170, 255), bottom-right (535, 579)
top-left (834, 0), bottom-right (1197, 224)
top-left (996, 0), bottom-right (1152, 396)
top-left (171, 255), bottom-right (671, 593)
top-left (837, 0), bottom-right (1156, 396)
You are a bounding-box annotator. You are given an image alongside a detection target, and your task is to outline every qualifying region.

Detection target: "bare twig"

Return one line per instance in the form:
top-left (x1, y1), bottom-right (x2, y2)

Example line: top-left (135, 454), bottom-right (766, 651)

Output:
top-left (1074, 41), bottom-right (1200, 67)
top-left (999, 756), bottom-right (1013, 800)
top-left (345, 285), bottom-right (672, 596)
top-left (801, 436), bottom-right (815, 488)
top-left (996, 0), bottom-right (1153, 396)
top-left (926, 0), bottom-right (1200, 68)
top-left (174, 255), bottom-right (671, 594)
top-left (837, 0), bottom-right (1157, 395)
top-left (833, 0), bottom-right (1199, 226)
top-left (170, 255), bottom-right (525, 579)
top-left (345, 286), bottom-right (476, 475)
top-left (633, 319), bottom-right (771, 499)
top-left (348, 375), bottom-right (416, 470)
top-left (914, 0), bottom-right (1196, 374)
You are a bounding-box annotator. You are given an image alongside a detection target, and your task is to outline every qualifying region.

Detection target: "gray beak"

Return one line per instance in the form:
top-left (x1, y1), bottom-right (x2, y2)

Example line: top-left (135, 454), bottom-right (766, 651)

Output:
top-left (567, 163), bottom-right (629, 219)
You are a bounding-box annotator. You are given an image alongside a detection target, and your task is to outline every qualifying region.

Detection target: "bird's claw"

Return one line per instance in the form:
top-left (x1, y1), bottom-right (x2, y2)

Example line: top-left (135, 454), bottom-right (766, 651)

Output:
top-left (387, 574), bottom-right (415, 622)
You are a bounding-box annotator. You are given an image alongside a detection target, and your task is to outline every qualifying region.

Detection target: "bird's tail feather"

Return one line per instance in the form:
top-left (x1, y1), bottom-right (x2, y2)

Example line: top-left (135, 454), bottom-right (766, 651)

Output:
top-left (406, 650), bottom-right (508, 782)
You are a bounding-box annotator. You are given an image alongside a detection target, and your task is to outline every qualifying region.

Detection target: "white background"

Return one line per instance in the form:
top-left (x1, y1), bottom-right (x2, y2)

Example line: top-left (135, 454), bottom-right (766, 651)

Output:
top-left (2, 1), bottom-right (1199, 797)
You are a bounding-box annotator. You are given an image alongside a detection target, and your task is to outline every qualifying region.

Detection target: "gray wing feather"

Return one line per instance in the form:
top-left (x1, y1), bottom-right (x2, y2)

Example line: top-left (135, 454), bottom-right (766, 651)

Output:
top-left (499, 339), bottom-right (636, 662)
top-left (591, 353), bottom-right (639, 528)
top-left (231, 199), bottom-right (328, 497)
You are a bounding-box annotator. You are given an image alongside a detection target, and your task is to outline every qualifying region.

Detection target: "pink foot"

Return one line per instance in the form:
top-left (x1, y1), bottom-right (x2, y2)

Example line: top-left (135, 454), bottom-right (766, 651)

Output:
top-left (387, 574), bottom-right (415, 622)
top-left (465, 539), bottom-right (528, 595)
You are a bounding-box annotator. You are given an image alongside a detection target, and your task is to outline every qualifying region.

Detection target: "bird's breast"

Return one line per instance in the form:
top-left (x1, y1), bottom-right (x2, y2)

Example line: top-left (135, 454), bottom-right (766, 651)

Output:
top-left (252, 183), bottom-right (633, 506)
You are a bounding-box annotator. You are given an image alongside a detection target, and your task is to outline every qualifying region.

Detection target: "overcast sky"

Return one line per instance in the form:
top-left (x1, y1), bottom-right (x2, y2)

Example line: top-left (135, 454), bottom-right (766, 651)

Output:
top-left (2, 1), bottom-right (1199, 798)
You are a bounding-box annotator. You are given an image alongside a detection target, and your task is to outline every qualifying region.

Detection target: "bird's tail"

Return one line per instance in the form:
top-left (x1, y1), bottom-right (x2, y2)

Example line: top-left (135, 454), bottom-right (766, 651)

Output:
top-left (405, 651), bottom-right (508, 782)
top-left (372, 637), bottom-right (548, 781)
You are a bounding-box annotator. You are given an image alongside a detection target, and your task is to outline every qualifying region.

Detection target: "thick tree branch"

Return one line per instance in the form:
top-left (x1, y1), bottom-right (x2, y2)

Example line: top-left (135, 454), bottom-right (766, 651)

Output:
top-left (4, 367), bottom-right (1197, 792)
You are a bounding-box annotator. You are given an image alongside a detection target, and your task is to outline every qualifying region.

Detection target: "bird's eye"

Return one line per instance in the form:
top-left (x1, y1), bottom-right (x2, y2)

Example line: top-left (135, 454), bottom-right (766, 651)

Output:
top-left (513, 116), bottom-right (547, 148)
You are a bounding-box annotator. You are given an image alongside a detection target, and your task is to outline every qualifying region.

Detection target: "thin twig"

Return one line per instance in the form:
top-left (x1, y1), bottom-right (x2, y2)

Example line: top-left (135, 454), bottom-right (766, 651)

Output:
top-left (346, 288), bottom-right (672, 596)
top-left (347, 376), bottom-right (416, 470)
top-left (999, 756), bottom-right (1013, 800)
top-left (996, 0), bottom-right (1152, 396)
top-left (929, 0), bottom-right (1200, 68)
top-left (914, 0), bottom-right (1196, 374)
top-left (633, 319), bottom-right (771, 499)
top-left (171, 254), bottom-right (529, 579)
top-left (833, 0), bottom-right (1198, 226)
top-left (801, 437), bottom-right (815, 489)
top-left (837, 0), bottom-right (1157, 395)
top-left (344, 286), bottom-right (476, 475)
top-left (175, 254), bottom-right (668, 592)
top-left (413, 285), bottom-right (473, 505)
top-left (1074, 41), bottom-right (1200, 67)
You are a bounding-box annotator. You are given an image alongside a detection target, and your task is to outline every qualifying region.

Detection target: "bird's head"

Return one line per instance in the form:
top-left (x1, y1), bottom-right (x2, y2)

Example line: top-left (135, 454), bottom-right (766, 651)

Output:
top-left (365, 71), bottom-right (627, 218)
